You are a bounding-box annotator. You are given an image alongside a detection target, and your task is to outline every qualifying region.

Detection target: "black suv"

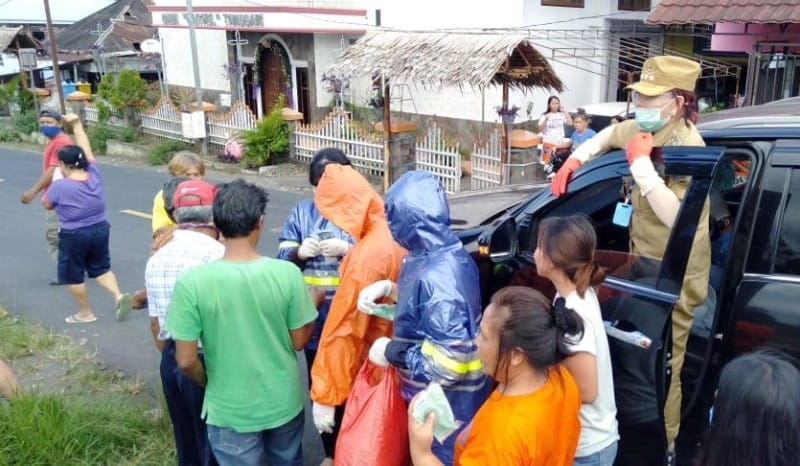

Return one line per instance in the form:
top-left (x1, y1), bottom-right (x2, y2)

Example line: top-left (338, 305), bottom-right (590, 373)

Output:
top-left (453, 103), bottom-right (800, 466)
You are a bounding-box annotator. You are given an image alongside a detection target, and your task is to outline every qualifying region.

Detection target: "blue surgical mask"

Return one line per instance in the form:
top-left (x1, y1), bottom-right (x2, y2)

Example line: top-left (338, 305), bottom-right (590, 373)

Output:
top-left (635, 108), bottom-right (670, 133)
top-left (40, 126), bottom-right (61, 138)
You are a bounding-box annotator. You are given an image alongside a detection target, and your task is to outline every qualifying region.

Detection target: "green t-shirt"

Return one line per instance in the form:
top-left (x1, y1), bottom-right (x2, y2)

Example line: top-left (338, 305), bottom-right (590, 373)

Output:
top-left (166, 257), bottom-right (318, 432)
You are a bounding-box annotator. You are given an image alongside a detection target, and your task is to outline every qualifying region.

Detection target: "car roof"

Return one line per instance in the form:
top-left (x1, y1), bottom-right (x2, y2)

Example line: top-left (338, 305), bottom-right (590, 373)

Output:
top-left (697, 101), bottom-right (800, 130)
top-left (572, 101), bottom-right (637, 118)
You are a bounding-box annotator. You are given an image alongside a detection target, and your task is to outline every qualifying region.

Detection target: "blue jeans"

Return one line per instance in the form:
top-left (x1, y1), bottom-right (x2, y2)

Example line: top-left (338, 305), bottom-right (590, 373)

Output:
top-left (207, 411), bottom-right (304, 466)
top-left (160, 340), bottom-right (217, 466)
top-left (574, 441), bottom-right (618, 466)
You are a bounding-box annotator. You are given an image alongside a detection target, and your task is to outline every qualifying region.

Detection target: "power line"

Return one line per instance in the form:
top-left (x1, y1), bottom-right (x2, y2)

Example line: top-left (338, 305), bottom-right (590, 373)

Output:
top-left (237, 0), bottom-right (649, 33)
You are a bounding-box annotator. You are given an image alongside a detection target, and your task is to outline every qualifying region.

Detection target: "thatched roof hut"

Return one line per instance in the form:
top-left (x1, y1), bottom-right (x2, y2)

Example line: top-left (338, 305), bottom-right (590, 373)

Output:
top-left (327, 31), bottom-right (564, 92)
top-left (0, 26), bottom-right (41, 52)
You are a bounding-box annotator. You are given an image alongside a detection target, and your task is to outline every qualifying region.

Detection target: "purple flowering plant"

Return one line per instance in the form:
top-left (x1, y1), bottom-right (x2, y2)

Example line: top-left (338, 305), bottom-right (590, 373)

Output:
top-left (496, 105), bottom-right (521, 119)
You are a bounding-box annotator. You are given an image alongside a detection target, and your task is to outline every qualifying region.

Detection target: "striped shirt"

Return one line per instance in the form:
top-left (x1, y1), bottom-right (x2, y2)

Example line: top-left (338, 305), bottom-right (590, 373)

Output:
top-left (145, 229), bottom-right (224, 341)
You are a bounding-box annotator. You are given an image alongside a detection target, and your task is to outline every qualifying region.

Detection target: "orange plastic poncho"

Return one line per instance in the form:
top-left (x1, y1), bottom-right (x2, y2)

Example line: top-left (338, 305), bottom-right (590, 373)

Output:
top-left (310, 165), bottom-right (407, 406)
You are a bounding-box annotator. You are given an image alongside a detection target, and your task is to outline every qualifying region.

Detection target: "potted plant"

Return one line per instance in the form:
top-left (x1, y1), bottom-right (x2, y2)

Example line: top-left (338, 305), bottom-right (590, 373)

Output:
top-left (496, 104), bottom-right (520, 126)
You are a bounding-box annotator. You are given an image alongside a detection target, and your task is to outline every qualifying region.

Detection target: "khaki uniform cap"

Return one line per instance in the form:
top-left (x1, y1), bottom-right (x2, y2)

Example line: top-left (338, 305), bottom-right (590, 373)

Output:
top-left (626, 55), bottom-right (701, 96)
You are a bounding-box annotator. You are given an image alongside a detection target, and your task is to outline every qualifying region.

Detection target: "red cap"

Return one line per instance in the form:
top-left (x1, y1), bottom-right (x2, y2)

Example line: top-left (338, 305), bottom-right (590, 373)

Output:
top-left (173, 180), bottom-right (216, 209)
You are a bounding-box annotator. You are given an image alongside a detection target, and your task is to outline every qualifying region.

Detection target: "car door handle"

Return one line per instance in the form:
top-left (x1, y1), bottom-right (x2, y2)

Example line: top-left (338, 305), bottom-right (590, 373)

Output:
top-left (604, 321), bottom-right (653, 349)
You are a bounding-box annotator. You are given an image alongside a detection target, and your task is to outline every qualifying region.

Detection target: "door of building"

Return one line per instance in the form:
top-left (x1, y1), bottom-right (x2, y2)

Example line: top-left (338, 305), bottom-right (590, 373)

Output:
top-left (296, 67), bottom-right (310, 124)
top-left (260, 43), bottom-right (288, 113)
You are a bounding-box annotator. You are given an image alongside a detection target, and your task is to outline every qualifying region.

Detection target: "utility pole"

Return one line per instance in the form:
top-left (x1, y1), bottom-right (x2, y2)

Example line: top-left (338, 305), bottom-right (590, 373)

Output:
top-left (43, 0), bottom-right (65, 114)
top-left (186, 0), bottom-right (207, 154)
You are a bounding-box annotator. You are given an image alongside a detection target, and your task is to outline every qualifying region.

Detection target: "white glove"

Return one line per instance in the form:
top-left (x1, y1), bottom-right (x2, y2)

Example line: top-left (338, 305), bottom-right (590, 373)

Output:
top-left (320, 238), bottom-right (351, 257)
top-left (369, 337), bottom-right (391, 367)
top-left (312, 402), bottom-right (336, 434)
top-left (298, 238), bottom-right (322, 260)
top-left (357, 280), bottom-right (394, 314)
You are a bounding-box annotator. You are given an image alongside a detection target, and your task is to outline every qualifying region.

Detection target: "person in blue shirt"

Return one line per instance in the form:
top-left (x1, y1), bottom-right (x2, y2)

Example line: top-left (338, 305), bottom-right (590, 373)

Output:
top-left (276, 147), bottom-right (353, 466)
top-left (359, 171), bottom-right (490, 465)
top-left (570, 112), bottom-right (597, 151)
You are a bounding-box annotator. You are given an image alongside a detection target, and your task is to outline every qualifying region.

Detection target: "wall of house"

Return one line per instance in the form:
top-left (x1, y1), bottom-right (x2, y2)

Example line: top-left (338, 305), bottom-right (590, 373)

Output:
top-left (160, 27), bottom-right (231, 95)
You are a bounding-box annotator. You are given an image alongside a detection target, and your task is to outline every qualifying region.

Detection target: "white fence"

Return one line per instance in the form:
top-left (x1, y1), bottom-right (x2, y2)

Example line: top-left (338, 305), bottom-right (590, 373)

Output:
top-left (141, 97), bottom-right (190, 142)
top-left (415, 120), bottom-right (461, 193)
top-left (294, 108), bottom-right (384, 177)
top-left (471, 129), bottom-right (503, 190)
top-left (82, 103), bottom-right (129, 128)
top-left (207, 102), bottom-right (258, 151)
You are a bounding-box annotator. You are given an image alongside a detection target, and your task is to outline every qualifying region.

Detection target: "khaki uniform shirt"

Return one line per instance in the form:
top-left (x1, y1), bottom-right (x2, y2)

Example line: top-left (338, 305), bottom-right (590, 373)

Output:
top-left (607, 119), bottom-right (710, 307)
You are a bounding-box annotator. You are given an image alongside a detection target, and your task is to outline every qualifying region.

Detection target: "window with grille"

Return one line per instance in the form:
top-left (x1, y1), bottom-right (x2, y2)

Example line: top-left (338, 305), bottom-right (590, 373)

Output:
top-left (541, 0), bottom-right (584, 7)
top-left (618, 0), bottom-right (650, 11)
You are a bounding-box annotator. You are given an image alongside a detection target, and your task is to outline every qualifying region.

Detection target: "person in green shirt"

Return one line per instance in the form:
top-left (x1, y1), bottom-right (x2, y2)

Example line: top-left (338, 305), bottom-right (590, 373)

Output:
top-left (166, 179), bottom-right (317, 466)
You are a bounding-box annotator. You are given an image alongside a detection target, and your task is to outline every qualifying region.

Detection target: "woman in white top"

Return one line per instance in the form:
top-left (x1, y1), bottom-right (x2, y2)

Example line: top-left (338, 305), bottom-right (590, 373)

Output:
top-left (538, 96), bottom-right (574, 161)
top-left (534, 215), bottom-right (619, 466)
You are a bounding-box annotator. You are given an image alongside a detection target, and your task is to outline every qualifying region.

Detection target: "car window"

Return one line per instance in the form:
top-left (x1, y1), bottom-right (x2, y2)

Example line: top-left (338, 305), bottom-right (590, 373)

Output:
top-left (518, 177), bottom-right (626, 255)
top-left (774, 169), bottom-right (800, 275)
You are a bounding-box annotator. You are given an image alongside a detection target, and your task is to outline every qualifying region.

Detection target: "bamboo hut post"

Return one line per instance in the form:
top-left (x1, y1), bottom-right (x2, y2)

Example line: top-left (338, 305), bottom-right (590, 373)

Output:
top-left (501, 82), bottom-right (509, 183)
top-left (382, 80), bottom-right (391, 192)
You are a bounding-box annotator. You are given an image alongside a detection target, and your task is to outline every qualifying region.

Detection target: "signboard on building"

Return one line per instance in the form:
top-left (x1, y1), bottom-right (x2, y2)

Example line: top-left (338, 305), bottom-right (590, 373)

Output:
top-left (18, 48), bottom-right (37, 70)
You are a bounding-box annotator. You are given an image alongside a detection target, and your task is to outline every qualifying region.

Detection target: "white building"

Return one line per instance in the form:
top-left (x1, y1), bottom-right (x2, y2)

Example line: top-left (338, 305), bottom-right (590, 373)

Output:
top-left (149, 0), bottom-right (371, 122)
top-left (150, 0), bottom-right (662, 126)
top-left (368, 0), bottom-right (661, 125)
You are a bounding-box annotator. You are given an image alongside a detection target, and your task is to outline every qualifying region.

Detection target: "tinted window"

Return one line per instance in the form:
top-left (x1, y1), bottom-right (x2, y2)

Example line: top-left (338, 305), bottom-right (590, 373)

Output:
top-left (774, 170), bottom-right (800, 275)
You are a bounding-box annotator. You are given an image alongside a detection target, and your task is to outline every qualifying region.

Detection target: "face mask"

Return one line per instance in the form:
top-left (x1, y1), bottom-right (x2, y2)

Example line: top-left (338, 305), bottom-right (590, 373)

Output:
top-left (40, 126), bottom-right (61, 138)
top-left (635, 107), bottom-right (670, 132)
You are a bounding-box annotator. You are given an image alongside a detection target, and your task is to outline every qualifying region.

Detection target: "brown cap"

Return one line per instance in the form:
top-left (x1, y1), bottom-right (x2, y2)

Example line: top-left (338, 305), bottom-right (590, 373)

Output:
top-left (626, 56), bottom-right (701, 96)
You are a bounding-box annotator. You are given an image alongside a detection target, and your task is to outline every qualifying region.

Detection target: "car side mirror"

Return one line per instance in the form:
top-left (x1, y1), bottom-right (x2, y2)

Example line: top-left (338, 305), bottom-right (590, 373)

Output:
top-left (478, 217), bottom-right (518, 262)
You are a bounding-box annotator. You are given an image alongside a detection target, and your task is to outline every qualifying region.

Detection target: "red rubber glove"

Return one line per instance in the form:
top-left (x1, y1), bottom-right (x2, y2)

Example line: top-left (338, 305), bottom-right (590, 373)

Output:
top-left (550, 157), bottom-right (582, 197)
top-left (626, 132), bottom-right (654, 165)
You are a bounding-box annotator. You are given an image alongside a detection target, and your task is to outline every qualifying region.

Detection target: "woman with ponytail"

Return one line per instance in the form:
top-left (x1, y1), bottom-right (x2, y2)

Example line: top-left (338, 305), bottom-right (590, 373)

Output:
top-left (409, 286), bottom-right (582, 465)
top-left (535, 215), bottom-right (619, 465)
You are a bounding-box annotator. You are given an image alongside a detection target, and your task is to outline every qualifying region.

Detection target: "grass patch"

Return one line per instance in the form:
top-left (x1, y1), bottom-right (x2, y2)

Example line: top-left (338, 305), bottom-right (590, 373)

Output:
top-left (0, 308), bottom-right (175, 465)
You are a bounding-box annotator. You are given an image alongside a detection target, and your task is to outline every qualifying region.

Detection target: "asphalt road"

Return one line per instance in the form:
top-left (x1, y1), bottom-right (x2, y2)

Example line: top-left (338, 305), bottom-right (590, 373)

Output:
top-left (0, 147), bottom-right (327, 464)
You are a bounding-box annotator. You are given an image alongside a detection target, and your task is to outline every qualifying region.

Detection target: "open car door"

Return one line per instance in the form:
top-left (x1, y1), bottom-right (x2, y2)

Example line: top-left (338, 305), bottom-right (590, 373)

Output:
top-left (477, 146), bottom-right (725, 466)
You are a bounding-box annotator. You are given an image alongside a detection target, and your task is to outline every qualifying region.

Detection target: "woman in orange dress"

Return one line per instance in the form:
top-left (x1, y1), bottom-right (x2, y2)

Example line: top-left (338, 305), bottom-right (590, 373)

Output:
top-left (409, 286), bottom-right (583, 466)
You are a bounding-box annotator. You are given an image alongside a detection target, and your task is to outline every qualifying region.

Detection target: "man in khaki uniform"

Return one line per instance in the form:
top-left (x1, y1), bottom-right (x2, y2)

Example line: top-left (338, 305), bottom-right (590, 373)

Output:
top-left (551, 56), bottom-right (711, 460)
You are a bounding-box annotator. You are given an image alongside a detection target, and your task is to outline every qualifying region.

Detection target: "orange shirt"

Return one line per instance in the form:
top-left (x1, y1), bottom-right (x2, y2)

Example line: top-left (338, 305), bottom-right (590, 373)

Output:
top-left (454, 365), bottom-right (581, 466)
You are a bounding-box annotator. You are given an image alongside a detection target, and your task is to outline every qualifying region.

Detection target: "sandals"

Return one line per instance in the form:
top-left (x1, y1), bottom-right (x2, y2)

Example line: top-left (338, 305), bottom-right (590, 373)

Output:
top-left (65, 314), bottom-right (97, 324)
top-left (115, 293), bottom-right (133, 322)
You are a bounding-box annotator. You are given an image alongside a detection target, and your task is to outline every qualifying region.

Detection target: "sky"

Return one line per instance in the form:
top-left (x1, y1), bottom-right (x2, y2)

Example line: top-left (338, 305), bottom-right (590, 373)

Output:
top-left (0, 0), bottom-right (115, 25)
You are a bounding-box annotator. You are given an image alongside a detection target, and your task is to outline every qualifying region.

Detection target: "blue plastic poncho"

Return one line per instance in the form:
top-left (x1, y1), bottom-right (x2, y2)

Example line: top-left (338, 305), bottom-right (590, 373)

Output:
top-left (383, 171), bottom-right (490, 465)
top-left (277, 198), bottom-right (352, 350)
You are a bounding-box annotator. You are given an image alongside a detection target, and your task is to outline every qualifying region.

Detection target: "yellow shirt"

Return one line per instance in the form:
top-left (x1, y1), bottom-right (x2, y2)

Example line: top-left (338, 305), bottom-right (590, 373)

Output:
top-left (151, 189), bottom-right (174, 234)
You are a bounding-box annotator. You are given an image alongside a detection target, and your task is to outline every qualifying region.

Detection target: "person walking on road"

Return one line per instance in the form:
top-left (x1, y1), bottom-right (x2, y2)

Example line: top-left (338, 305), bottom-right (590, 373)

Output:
top-left (41, 114), bottom-right (131, 323)
top-left (167, 179), bottom-right (318, 466)
top-left (20, 109), bottom-right (74, 283)
top-left (145, 179), bottom-right (223, 466)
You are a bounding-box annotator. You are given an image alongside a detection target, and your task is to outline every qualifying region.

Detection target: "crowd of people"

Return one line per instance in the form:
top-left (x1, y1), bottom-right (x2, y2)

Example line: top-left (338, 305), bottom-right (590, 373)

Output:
top-left (10, 55), bottom-right (800, 466)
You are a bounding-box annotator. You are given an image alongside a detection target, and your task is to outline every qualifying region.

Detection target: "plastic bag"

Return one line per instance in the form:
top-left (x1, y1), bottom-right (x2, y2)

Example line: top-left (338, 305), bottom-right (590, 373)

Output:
top-left (334, 362), bottom-right (409, 466)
